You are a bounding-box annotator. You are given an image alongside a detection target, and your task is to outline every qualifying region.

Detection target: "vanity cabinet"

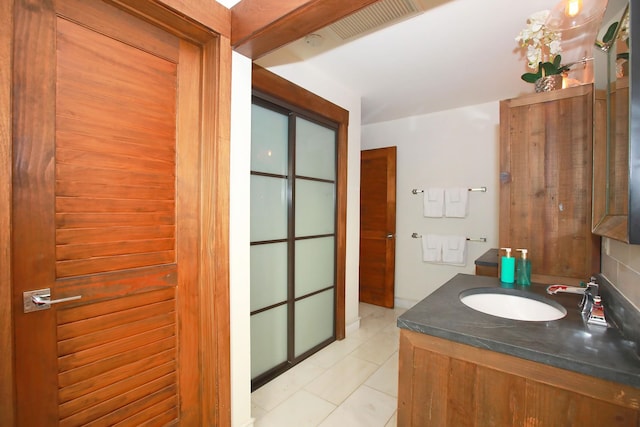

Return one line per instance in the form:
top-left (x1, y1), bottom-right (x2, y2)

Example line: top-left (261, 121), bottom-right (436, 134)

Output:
top-left (499, 84), bottom-right (600, 284)
top-left (398, 329), bottom-right (640, 426)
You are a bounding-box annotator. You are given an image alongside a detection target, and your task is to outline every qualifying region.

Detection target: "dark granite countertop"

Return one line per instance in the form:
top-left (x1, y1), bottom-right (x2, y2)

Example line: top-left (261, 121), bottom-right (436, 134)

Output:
top-left (397, 273), bottom-right (640, 389)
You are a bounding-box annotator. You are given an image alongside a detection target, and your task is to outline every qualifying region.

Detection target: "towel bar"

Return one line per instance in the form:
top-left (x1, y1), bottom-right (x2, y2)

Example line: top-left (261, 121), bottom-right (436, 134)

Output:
top-left (412, 187), bottom-right (487, 194)
top-left (411, 232), bottom-right (486, 242)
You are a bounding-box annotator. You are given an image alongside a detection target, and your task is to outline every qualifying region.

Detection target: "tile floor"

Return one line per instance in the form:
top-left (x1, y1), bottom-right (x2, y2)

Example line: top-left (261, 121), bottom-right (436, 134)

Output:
top-left (251, 303), bottom-right (407, 427)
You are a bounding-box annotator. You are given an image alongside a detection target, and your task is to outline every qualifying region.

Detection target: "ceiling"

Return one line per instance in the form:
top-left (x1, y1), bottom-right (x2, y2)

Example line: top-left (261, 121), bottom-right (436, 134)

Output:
top-left (254, 0), bottom-right (569, 124)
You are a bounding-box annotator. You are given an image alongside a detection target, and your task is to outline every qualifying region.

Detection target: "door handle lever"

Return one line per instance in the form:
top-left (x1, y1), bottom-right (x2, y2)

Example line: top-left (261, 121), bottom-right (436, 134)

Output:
top-left (24, 288), bottom-right (82, 313)
top-left (32, 293), bottom-right (82, 305)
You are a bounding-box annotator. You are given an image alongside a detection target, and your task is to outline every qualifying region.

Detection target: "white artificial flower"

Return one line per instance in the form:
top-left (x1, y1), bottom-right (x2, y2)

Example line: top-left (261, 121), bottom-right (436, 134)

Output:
top-left (549, 40), bottom-right (562, 56)
top-left (529, 10), bottom-right (550, 27)
top-left (516, 10), bottom-right (563, 71)
top-left (527, 45), bottom-right (541, 68)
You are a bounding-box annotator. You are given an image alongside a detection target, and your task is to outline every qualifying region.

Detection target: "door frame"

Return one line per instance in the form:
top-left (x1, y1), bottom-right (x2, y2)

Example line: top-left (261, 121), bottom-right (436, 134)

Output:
top-left (1, 1), bottom-right (232, 425)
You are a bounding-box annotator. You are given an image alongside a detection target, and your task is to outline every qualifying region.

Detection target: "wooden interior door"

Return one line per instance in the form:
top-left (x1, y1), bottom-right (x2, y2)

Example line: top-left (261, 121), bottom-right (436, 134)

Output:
top-left (11, 1), bottom-right (225, 424)
top-left (359, 147), bottom-right (397, 308)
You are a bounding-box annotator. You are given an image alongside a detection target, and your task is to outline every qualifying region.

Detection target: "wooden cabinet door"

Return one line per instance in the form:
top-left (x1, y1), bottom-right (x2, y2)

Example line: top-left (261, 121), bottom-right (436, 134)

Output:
top-left (11, 0), bottom-right (230, 425)
top-left (499, 85), bottom-right (600, 283)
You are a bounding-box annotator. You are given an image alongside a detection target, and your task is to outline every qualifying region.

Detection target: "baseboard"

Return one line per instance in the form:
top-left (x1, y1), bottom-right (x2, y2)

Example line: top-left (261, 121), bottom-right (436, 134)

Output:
top-left (238, 418), bottom-right (255, 427)
top-left (345, 317), bottom-right (361, 336)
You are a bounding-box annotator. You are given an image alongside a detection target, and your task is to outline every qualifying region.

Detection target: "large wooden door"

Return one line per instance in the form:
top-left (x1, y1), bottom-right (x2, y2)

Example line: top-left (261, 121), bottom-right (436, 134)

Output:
top-left (359, 147), bottom-right (397, 308)
top-left (11, 0), bottom-right (230, 425)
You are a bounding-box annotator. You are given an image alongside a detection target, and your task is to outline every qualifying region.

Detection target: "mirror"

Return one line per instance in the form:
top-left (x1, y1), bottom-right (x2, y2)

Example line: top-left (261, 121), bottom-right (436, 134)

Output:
top-left (592, 0), bottom-right (639, 243)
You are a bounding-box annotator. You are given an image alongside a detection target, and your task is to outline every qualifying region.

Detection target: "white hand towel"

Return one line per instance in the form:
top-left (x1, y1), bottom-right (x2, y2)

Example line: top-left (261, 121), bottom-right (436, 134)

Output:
top-left (421, 234), bottom-right (442, 262)
top-left (445, 187), bottom-right (469, 218)
top-left (423, 188), bottom-right (444, 217)
top-left (442, 235), bottom-right (467, 265)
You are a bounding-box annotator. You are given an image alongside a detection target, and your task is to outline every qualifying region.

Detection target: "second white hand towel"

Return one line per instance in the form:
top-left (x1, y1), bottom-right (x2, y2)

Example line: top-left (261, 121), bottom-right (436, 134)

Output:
top-left (442, 235), bottom-right (467, 265)
top-left (445, 187), bottom-right (469, 218)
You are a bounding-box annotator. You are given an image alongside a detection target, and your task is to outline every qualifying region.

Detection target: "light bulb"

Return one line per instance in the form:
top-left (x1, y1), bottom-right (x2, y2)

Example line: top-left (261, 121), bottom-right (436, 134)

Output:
top-left (565, 0), bottom-right (582, 17)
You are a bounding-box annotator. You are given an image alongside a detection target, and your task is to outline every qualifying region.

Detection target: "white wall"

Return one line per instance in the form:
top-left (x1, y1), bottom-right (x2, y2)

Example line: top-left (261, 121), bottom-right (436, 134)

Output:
top-left (361, 103), bottom-right (501, 306)
top-left (228, 52), bottom-right (254, 427)
top-left (215, 5), bottom-right (253, 427)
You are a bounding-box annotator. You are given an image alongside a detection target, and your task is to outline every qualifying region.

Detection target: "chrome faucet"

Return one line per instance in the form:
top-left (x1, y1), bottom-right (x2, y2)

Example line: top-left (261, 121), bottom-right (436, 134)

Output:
top-left (546, 277), bottom-right (599, 314)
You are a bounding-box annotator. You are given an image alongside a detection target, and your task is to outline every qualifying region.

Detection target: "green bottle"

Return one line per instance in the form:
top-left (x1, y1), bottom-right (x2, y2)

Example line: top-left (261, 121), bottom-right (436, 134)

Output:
top-left (500, 248), bottom-right (515, 284)
top-left (516, 248), bottom-right (532, 286)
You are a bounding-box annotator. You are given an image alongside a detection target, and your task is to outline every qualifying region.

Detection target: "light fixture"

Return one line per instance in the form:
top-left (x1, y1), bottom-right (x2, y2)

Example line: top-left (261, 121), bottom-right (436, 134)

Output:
top-left (304, 34), bottom-right (324, 48)
top-left (547, 0), bottom-right (606, 30)
top-left (565, 0), bottom-right (583, 18)
top-left (546, 0), bottom-right (607, 85)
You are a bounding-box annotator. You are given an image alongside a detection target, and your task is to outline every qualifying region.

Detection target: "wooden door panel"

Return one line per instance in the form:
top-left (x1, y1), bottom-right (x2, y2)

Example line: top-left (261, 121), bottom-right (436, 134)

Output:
top-left (55, 15), bottom-right (177, 279)
top-left (12, 0), bottom-right (199, 424)
top-left (359, 238), bottom-right (391, 302)
top-left (56, 0), bottom-right (180, 63)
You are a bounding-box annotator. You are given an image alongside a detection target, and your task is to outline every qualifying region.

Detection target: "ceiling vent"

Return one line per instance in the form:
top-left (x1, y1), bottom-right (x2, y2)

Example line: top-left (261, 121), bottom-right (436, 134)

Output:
top-left (328, 0), bottom-right (424, 40)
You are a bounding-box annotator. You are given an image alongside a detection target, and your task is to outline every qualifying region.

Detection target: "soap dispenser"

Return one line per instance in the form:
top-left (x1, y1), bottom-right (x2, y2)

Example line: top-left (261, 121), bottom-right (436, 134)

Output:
top-left (500, 248), bottom-right (515, 284)
top-left (515, 248), bottom-right (532, 286)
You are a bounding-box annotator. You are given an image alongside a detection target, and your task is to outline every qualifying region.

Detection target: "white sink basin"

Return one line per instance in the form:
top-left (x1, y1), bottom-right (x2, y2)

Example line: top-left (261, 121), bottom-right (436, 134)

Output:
top-left (459, 288), bottom-right (567, 321)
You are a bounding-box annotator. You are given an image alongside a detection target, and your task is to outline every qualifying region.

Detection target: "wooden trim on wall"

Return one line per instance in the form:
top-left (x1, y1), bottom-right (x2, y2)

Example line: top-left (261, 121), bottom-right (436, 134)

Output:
top-left (252, 64), bottom-right (349, 124)
top-left (151, 0), bottom-right (231, 37)
top-left (231, 0), bottom-right (381, 59)
top-left (335, 122), bottom-right (348, 340)
top-left (0, 1), bottom-right (14, 425)
top-left (252, 64), bottom-right (348, 339)
top-left (110, 0), bottom-right (230, 43)
top-left (200, 34), bottom-right (232, 426)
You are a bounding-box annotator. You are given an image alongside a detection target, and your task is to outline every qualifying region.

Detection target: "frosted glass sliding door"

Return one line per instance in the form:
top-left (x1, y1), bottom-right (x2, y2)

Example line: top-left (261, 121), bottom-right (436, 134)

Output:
top-left (250, 103), bottom-right (289, 382)
top-left (293, 117), bottom-right (336, 360)
top-left (250, 98), bottom-right (338, 390)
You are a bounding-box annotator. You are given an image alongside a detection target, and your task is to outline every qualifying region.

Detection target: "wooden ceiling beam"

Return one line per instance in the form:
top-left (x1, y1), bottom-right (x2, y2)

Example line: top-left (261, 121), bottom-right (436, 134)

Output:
top-left (231, 0), bottom-right (381, 59)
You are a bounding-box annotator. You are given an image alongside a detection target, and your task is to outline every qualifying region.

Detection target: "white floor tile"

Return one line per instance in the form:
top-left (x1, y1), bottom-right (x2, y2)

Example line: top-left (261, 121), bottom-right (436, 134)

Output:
top-left (254, 390), bottom-right (335, 427)
top-left (251, 401), bottom-right (268, 421)
top-left (385, 411), bottom-right (397, 427)
top-left (347, 315), bottom-right (391, 341)
top-left (305, 336), bottom-right (364, 370)
top-left (361, 303), bottom-right (405, 324)
top-left (358, 302), bottom-right (381, 319)
top-left (304, 355), bottom-right (378, 405)
top-left (351, 330), bottom-right (399, 365)
top-left (317, 385), bottom-right (397, 427)
top-left (251, 359), bottom-right (325, 411)
top-left (381, 321), bottom-right (402, 339)
top-left (365, 351), bottom-right (399, 397)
